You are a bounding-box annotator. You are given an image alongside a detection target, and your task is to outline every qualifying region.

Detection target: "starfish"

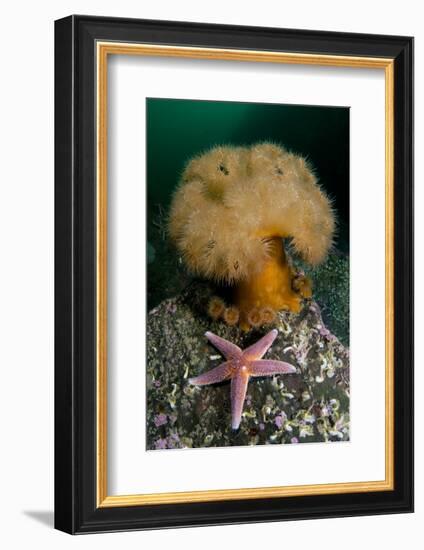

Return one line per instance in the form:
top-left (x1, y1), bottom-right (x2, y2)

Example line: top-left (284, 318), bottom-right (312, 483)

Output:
top-left (189, 329), bottom-right (297, 430)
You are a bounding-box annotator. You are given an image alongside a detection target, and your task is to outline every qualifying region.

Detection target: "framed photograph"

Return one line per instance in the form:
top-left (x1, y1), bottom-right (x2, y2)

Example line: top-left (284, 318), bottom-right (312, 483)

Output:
top-left (54, 15), bottom-right (413, 534)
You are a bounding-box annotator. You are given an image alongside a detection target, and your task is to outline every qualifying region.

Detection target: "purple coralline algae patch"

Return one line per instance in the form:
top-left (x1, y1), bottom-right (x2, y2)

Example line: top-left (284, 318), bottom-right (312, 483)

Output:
top-left (154, 413), bottom-right (168, 427)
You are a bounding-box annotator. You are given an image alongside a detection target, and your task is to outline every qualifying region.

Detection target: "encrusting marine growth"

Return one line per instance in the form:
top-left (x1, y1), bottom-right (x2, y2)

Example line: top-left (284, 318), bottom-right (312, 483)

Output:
top-left (169, 143), bottom-right (335, 330)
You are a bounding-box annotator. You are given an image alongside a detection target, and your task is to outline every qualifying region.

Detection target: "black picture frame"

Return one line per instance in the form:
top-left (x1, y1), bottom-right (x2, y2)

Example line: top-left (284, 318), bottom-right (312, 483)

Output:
top-left (55, 15), bottom-right (414, 534)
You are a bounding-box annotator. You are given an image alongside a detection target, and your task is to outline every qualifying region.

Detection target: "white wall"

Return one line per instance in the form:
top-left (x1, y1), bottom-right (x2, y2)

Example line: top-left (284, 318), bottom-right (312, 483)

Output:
top-left (0, 1), bottom-right (420, 548)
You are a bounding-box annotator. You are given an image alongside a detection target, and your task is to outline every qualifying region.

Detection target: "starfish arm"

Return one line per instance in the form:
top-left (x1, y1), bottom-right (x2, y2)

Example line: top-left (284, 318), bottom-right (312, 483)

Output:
top-left (205, 331), bottom-right (242, 360)
top-left (243, 329), bottom-right (279, 360)
top-left (249, 359), bottom-right (297, 377)
top-left (189, 361), bottom-right (233, 386)
top-left (230, 371), bottom-right (249, 430)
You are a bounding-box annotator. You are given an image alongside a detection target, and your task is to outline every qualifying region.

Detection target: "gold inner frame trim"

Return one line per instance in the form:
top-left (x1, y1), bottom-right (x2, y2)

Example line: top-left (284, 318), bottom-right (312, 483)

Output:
top-left (96, 41), bottom-right (395, 508)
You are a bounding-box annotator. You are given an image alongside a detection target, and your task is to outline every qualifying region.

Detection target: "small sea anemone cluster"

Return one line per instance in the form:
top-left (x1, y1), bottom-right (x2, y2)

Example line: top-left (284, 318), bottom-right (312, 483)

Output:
top-left (207, 295), bottom-right (277, 328)
top-left (169, 142), bottom-right (335, 330)
top-left (207, 296), bottom-right (239, 326)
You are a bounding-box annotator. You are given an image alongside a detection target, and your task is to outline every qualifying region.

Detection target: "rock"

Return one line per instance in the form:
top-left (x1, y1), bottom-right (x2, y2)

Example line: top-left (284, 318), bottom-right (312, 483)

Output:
top-left (305, 252), bottom-right (350, 346)
top-left (146, 281), bottom-right (350, 450)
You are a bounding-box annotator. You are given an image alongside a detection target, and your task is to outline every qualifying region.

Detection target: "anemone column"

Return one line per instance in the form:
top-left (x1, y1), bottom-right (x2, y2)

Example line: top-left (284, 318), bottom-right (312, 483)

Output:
top-left (233, 237), bottom-right (311, 330)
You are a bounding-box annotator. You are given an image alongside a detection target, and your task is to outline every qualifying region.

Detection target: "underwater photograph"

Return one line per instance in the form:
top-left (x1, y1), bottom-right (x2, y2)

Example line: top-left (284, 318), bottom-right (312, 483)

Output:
top-left (146, 97), bottom-right (350, 450)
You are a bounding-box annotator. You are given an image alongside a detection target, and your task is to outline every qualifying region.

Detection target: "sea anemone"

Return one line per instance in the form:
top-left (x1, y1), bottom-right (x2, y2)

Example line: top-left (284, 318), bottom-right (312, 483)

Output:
top-left (207, 296), bottom-right (226, 320)
top-left (169, 143), bottom-right (335, 329)
top-left (260, 306), bottom-right (277, 325)
top-left (247, 307), bottom-right (263, 328)
top-left (223, 306), bottom-right (240, 326)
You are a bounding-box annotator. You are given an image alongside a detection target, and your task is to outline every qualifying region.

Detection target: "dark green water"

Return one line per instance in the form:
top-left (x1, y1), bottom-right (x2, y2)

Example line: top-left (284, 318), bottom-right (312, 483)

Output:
top-left (147, 98), bottom-right (349, 221)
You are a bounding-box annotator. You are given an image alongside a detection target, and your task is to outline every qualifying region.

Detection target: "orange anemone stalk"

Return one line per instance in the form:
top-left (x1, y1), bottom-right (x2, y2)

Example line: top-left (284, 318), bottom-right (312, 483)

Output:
top-left (234, 237), bottom-right (311, 330)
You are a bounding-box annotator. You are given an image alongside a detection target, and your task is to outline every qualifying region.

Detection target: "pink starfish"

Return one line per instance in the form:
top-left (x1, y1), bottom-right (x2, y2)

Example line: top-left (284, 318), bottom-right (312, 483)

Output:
top-left (189, 329), bottom-right (297, 430)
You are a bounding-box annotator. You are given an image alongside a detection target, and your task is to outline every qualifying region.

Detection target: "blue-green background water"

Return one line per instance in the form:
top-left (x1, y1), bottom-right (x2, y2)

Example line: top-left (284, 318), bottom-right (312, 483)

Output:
top-left (146, 98), bottom-right (350, 344)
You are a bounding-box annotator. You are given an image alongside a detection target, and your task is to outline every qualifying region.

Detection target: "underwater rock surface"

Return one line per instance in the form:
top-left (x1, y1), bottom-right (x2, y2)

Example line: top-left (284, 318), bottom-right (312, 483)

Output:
top-left (304, 252), bottom-right (349, 346)
top-left (147, 281), bottom-right (350, 450)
